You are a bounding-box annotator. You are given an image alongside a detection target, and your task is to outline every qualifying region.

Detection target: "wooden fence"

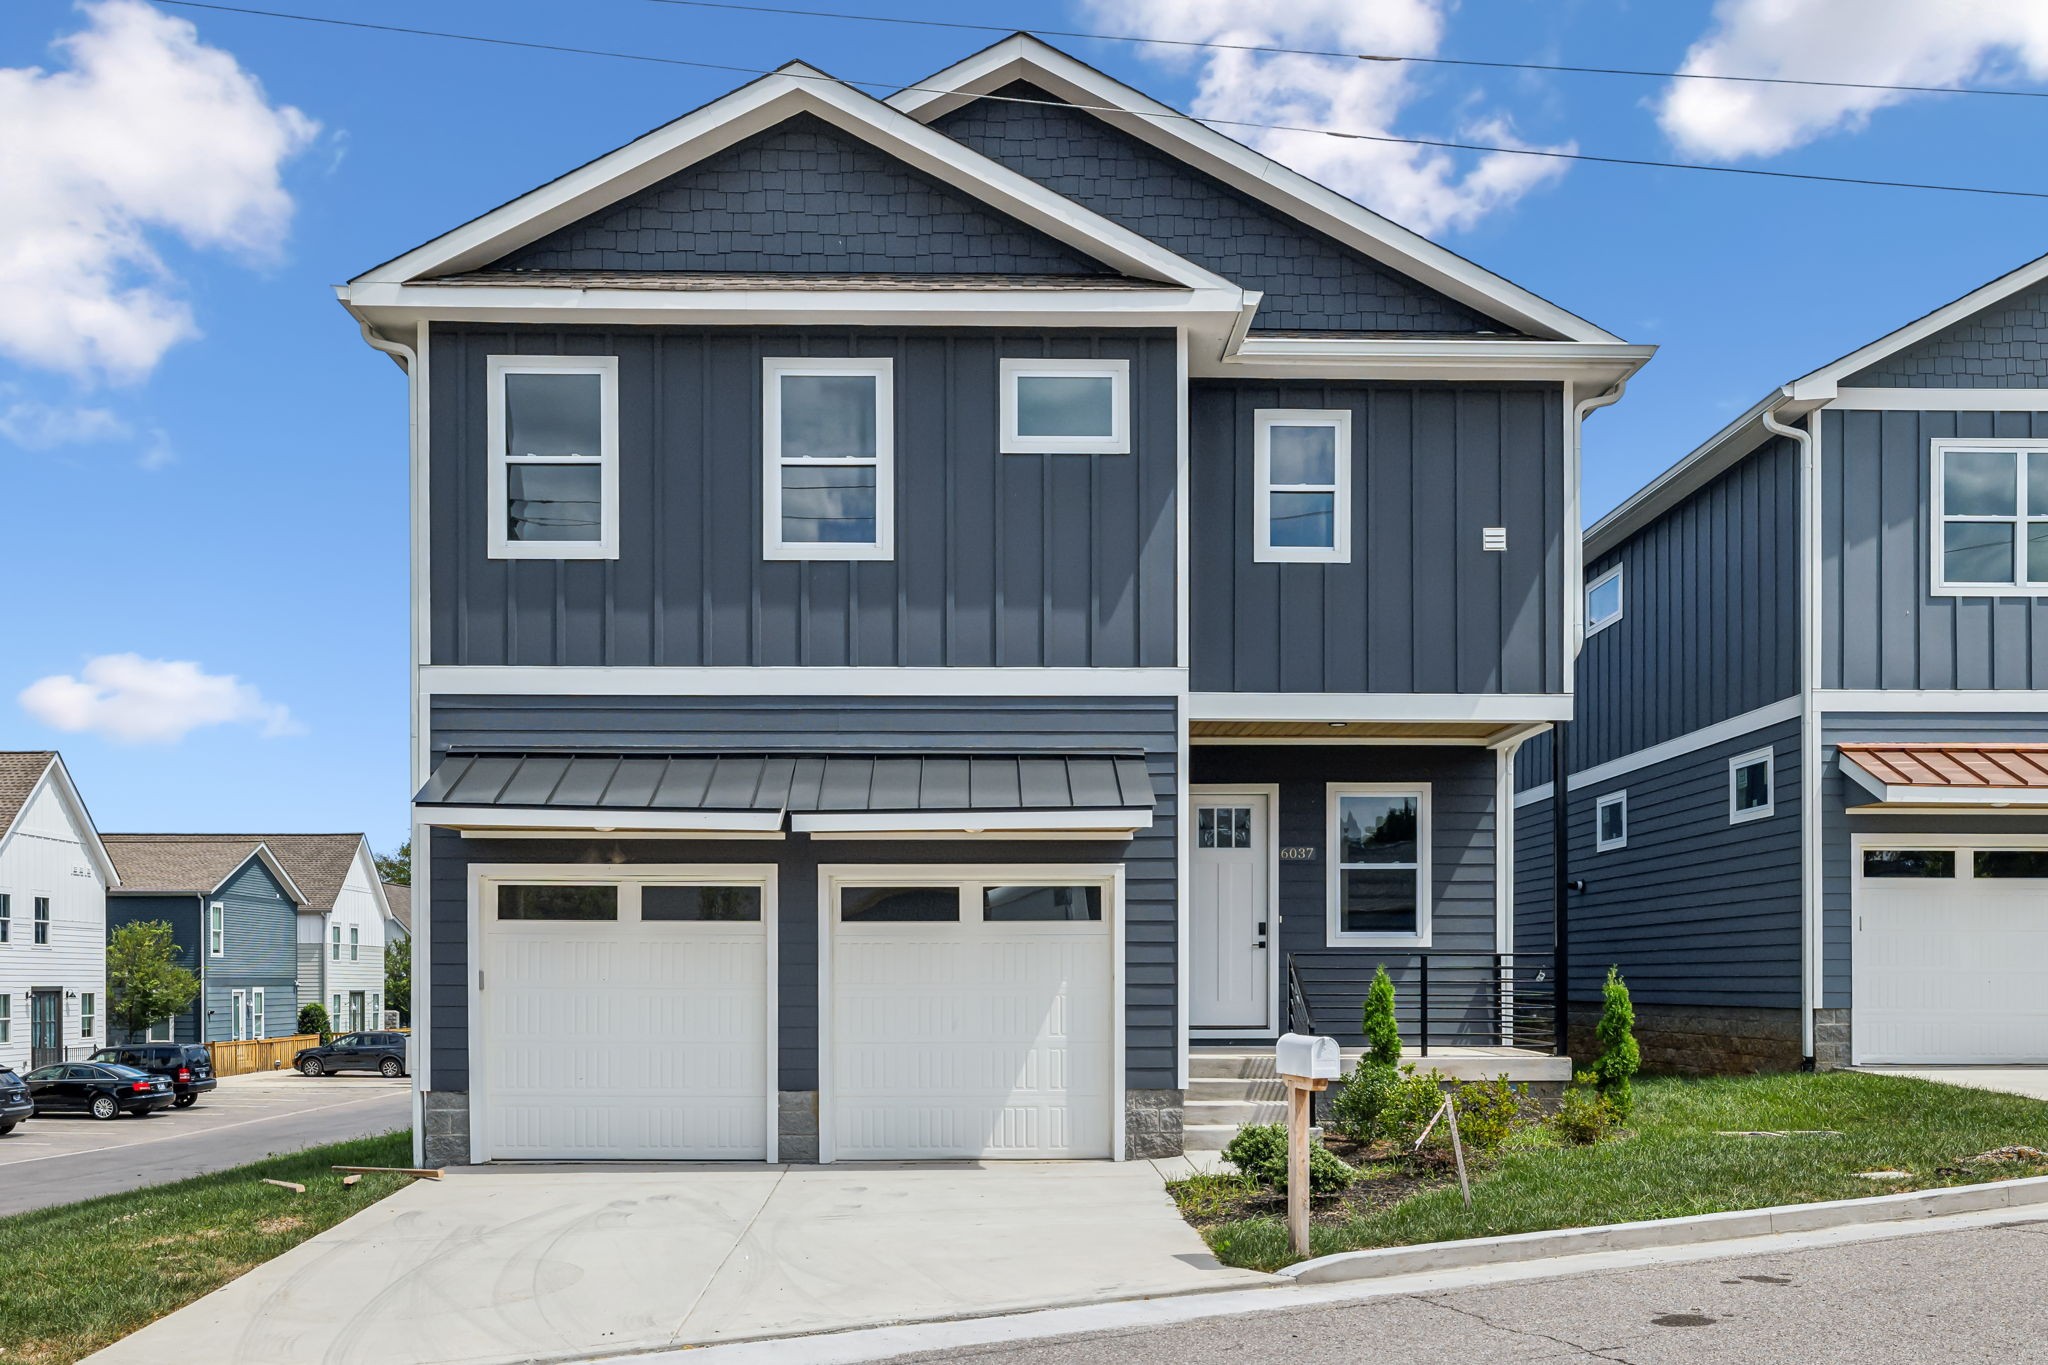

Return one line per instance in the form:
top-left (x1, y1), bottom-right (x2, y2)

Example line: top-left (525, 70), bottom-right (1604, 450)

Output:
top-left (208, 1034), bottom-right (319, 1078)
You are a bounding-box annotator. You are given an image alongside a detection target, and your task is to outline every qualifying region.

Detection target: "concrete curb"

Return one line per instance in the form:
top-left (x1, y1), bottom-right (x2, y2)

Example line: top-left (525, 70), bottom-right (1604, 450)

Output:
top-left (1279, 1173), bottom-right (2048, 1285)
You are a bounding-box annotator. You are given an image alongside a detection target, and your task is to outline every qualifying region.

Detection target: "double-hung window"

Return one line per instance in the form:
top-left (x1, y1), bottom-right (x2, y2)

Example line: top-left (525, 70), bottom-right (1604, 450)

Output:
top-left (350, 925), bottom-right (359, 962)
top-left (0, 996), bottom-right (8, 1044)
top-left (1595, 791), bottom-right (1628, 851)
top-left (487, 355), bottom-right (619, 559)
top-left (32, 897), bottom-right (49, 946)
top-left (80, 992), bottom-right (94, 1039)
top-left (1933, 440), bottom-right (2048, 593)
top-left (1326, 785), bottom-right (1429, 945)
top-left (208, 902), bottom-right (224, 957)
top-left (0, 892), bottom-right (9, 943)
top-left (1729, 747), bottom-right (1774, 824)
top-left (763, 356), bottom-right (894, 560)
top-left (999, 357), bottom-right (1129, 454)
top-left (1586, 563), bottom-right (1624, 635)
top-left (251, 987), bottom-right (265, 1040)
top-left (1255, 410), bottom-right (1351, 563)
top-left (332, 923), bottom-right (342, 961)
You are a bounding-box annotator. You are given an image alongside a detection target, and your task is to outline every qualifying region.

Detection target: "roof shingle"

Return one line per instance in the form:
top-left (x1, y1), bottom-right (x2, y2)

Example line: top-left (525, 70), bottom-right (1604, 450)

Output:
top-left (0, 752), bottom-right (57, 839)
top-left (104, 833), bottom-right (370, 909)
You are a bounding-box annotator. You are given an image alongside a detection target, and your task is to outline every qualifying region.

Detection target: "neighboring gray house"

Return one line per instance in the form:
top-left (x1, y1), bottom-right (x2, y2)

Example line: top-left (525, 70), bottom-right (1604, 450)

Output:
top-left (340, 34), bottom-right (1648, 1167)
top-left (1516, 253), bottom-right (2048, 1074)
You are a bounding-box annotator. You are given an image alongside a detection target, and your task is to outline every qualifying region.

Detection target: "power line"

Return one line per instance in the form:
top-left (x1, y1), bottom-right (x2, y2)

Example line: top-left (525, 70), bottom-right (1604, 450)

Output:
top-left (637, 0), bottom-right (2048, 102)
top-left (148, 0), bottom-right (2048, 202)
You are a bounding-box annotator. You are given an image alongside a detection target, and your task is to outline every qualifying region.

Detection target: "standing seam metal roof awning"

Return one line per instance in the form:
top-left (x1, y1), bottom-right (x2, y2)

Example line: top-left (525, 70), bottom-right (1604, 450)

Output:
top-left (415, 752), bottom-right (1157, 834)
top-left (1838, 743), bottom-right (2048, 807)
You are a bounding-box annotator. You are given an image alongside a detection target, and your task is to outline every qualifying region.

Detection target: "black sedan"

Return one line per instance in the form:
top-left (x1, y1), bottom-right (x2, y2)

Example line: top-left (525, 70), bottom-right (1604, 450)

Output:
top-left (24, 1062), bottom-right (175, 1120)
top-left (0, 1069), bottom-right (32, 1134)
top-left (295, 1031), bottom-right (409, 1078)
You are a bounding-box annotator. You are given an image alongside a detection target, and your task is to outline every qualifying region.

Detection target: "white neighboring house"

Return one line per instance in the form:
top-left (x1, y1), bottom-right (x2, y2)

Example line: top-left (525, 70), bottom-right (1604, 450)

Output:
top-left (0, 753), bottom-right (119, 1072)
top-left (381, 881), bottom-right (411, 947)
top-left (257, 834), bottom-right (393, 1034)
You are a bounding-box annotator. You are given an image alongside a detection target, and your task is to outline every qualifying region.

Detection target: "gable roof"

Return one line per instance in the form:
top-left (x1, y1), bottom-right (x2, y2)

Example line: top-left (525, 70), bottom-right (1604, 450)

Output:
top-left (381, 882), bottom-right (412, 934)
top-left (101, 833), bottom-right (378, 909)
top-left (0, 751), bottom-right (120, 886)
top-left (0, 752), bottom-right (55, 844)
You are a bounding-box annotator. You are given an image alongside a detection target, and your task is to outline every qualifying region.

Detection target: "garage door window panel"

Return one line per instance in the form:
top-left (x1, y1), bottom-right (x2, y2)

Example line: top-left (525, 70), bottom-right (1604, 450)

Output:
top-left (840, 885), bottom-right (960, 922)
top-left (642, 885), bottom-right (762, 922)
top-left (496, 884), bottom-right (619, 920)
top-left (983, 885), bottom-right (1102, 922)
top-left (1975, 850), bottom-right (2048, 879)
top-left (1861, 850), bottom-right (1956, 879)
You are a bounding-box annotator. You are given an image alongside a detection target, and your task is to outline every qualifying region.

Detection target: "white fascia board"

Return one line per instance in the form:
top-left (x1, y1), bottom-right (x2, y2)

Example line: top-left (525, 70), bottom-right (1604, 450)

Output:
top-left (889, 36), bottom-right (1624, 345)
top-left (1818, 689), bottom-right (2048, 713)
top-left (419, 664), bottom-right (1187, 696)
top-left (1, 756), bottom-right (122, 888)
top-left (790, 809), bottom-right (1153, 835)
top-left (1563, 696), bottom-right (1802, 794)
top-left (1825, 388), bottom-right (2048, 411)
top-left (356, 840), bottom-right (394, 921)
top-left (1791, 251), bottom-right (2048, 394)
top-left (349, 66), bottom-right (1231, 293)
top-left (418, 806), bottom-right (787, 833)
top-left (1210, 336), bottom-right (1653, 386)
top-left (1836, 752), bottom-right (2048, 807)
top-left (209, 843), bottom-right (311, 907)
top-left (1184, 692), bottom-right (1572, 723)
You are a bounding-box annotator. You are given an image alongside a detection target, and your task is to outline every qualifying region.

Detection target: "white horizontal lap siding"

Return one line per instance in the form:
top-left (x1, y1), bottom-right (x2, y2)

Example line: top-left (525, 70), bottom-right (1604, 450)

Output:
top-left (0, 781), bottom-right (108, 1070)
top-left (323, 855), bottom-right (390, 1022)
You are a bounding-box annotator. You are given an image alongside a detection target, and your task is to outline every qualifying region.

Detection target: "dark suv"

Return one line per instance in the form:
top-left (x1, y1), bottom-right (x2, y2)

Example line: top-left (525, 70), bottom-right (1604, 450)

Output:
top-left (295, 1032), bottom-right (409, 1078)
top-left (89, 1043), bottom-right (218, 1108)
top-left (0, 1068), bottom-right (31, 1134)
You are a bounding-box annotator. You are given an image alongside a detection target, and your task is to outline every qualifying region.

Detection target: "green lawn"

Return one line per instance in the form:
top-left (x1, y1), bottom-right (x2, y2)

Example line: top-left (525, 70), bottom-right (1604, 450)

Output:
top-left (1182, 1073), bottom-right (2048, 1273)
top-left (0, 1131), bottom-right (414, 1365)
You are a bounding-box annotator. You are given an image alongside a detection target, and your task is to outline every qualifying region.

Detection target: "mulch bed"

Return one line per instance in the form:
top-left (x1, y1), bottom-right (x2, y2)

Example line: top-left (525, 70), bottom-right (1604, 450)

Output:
top-left (1176, 1140), bottom-right (1469, 1228)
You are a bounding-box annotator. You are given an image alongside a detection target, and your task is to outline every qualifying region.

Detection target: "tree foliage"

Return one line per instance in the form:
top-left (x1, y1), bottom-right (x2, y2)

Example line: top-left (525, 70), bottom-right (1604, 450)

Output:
top-left (385, 936), bottom-right (412, 1024)
top-left (1590, 965), bottom-right (1641, 1118)
top-left (1361, 963), bottom-right (1401, 1068)
top-left (297, 1001), bottom-right (331, 1036)
top-left (106, 921), bottom-right (200, 1039)
top-left (374, 838), bottom-right (411, 887)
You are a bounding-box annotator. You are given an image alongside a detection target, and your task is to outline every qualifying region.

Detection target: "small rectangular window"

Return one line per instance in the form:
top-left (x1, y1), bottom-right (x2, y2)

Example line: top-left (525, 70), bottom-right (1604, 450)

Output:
top-left (1198, 806), bottom-right (1253, 850)
top-left (642, 885), bottom-right (763, 922)
top-left (764, 357), bottom-right (893, 560)
top-left (1974, 849), bottom-right (2048, 878)
top-left (350, 925), bottom-right (360, 961)
top-left (1729, 748), bottom-right (1774, 824)
top-left (251, 988), bottom-right (265, 1039)
top-left (32, 897), bottom-right (49, 945)
top-left (999, 357), bottom-right (1129, 454)
top-left (0, 892), bottom-right (9, 943)
top-left (1254, 409), bottom-right (1351, 563)
top-left (331, 923), bottom-right (341, 961)
top-left (1932, 440), bottom-right (2048, 593)
top-left (983, 885), bottom-right (1103, 922)
top-left (1586, 563), bottom-right (1624, 635)
top-left (840, 885), bottom-right (960, 923)
top-left (208, 902), bottom-right (224, 957)
top-left (487, 355), bottom-right (620, 560)
top-left (0, 996), bottom-right (9, 1043)
top-left (1861, 849), bottom-right (1955, 878)
top-left (80, 992), bottom-right (94, 1038)
top-left (496, 884), bottom-right (619, 921)
top-left (1595, 791), bottom-right (1627, 852)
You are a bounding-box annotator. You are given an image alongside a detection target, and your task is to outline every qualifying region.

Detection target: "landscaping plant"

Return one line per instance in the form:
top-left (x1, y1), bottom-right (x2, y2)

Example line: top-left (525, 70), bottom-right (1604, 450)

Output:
top-left (1329, 1060), bottom-right (1402, 1142)
top-left (105, 921), bottom-right (200, 1042)
top-left (1362, 963), bottom-right (1401, 1068)
top-left (296, 1001), bottom-right (331, 1036)
top-left (1222, 1122), bottom-right (1358, 1196)
top-left (1590, 965), bottom-right (1642, 1119)
top-left (1554, 1073), bottom-right (1619, 1145)
top-left (1444, 1076), bottom-right (1524, 1154)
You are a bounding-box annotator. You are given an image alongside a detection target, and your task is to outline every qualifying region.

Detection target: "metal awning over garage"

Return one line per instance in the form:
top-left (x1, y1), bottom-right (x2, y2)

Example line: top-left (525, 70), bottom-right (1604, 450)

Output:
top-left (1839, 743), bottom-right (2048, 807)
top-left (415, 751), bottom-right (1156, 836)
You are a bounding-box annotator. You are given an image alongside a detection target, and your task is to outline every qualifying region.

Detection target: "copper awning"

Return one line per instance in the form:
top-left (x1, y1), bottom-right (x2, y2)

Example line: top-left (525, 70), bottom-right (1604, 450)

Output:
top-left (1838, 743), bottom-right (2048, 806)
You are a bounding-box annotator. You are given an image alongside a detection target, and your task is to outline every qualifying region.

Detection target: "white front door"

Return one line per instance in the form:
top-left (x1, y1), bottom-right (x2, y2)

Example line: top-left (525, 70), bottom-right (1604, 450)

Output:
top-left (1190, 791), bottom-right (1271, 1032)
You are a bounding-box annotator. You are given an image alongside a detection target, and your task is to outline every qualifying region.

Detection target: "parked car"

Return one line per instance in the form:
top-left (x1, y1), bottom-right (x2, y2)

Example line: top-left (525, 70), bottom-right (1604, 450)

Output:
top-left (0, 1068), bottom-right (32, 1135)
top-left (24, 1062), bottom-right (174, 1120)
top-left (295, 1032), bottom-right (409, 1078)
top-left (88, 1043), bottom-right (218, 1108)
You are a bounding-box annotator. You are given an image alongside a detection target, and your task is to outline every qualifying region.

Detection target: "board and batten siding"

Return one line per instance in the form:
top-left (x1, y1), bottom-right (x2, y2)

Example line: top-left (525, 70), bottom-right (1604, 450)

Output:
top-left (0, 780), bottom-right (109, 1070)
top-left (1190, 381), bottom-right (1565, 695)
top-left (427, 325), bottom-right (1177, 670)
top-left (105, 895), bottom-right (203, 1045)
top-left (1821, 408), bottom-right (2048, 691)
top-left (426, 695), bottom-right (1178, 1094)
top-left (204, 859), bottom-right (300, 1042)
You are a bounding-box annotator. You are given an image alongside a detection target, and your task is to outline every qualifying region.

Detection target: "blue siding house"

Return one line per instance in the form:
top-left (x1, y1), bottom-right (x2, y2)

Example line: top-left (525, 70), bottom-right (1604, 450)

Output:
top-left (1518, 253), bottom-right (2048, 1073)
top-left (342, 35), bottom-right (1648, 1167)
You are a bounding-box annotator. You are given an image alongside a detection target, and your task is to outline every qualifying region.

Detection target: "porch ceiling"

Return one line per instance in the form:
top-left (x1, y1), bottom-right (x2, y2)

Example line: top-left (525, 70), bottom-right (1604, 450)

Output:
top-left (1191, 720), bottom-right (1509, 740)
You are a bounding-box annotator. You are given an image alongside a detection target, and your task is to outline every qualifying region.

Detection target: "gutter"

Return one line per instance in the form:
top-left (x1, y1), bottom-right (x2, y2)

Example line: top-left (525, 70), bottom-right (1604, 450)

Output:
top-left (1567, 378), bottom-right (1631, 663)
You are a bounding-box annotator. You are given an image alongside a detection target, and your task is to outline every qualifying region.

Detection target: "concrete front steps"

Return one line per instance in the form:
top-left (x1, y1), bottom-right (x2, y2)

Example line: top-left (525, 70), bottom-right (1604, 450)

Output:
top-left (1182, 1045), bottom-right (1574, 1151)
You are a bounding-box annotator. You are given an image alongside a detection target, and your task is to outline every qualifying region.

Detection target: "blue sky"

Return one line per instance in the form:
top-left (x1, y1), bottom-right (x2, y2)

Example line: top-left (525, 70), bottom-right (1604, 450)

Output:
top-left (2, 0), bottom-right (2045, 848)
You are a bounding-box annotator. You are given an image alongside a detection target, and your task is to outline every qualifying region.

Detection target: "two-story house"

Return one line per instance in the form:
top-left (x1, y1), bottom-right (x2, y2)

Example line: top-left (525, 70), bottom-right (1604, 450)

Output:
top-left (341, 35), bottom-right (1648, 1167)
top-left (0, 753), bottom-right (119, 1072)
top-left (1516, 252), bottom-right (2048, 1075)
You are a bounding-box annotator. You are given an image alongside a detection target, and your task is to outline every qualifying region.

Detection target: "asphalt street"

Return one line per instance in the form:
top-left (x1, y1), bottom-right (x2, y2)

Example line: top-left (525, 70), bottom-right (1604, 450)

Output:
top-left (0, 1070), bottom-right (408, 1216)
top-left (882, 1219), bottom-right (2048, 1364)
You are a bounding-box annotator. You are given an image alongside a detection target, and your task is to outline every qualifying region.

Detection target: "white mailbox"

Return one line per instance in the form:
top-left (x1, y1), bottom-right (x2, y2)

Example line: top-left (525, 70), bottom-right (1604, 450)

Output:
top-left (1275, 1032), bottom-right (1341, 1081)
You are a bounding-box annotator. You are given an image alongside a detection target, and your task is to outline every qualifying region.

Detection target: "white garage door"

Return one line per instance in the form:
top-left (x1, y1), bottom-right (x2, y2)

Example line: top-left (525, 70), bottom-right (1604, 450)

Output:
top-left (826, 867), bottom-right (1117, 1161)
top-left (478, 870), bottom-right (773, 1160)
top-left (1854, 843), bottom-right (2048, 1064)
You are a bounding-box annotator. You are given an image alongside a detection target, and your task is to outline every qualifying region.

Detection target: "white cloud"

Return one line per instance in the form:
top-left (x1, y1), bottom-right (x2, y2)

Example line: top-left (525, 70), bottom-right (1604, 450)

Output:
top-left (1082, 0), bottom-right (1572, 235)
top-left (0, 398), bottom-right (130, 449)
top-left (0, 0), bottom-right (319, 382)
top-left (20, 653), bottom-right (300, 744)
top-left (1659, 0), bottom-right (2048, 159)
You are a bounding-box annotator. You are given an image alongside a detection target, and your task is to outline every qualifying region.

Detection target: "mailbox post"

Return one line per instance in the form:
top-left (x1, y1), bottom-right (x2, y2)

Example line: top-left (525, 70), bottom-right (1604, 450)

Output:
top-left (1275, 1032), bottom-right (1341, 1258)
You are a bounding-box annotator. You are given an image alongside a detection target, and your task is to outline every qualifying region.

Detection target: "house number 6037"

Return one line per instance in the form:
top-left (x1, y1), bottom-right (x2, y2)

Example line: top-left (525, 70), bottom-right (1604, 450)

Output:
top-left (1278, 847), bottom-right (1318, 861)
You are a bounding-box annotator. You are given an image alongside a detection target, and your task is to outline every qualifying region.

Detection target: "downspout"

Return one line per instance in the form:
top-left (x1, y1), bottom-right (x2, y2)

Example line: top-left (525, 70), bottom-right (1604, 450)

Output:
top-left (1760, 402), bottom-right (1820, 1063)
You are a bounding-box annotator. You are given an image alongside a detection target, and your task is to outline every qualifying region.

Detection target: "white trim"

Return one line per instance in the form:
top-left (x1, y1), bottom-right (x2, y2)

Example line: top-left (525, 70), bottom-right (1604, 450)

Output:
top-left (1186, 692), bottom-right (1572, 723)
top-left (1827, 387), bottom-right (2048, 411)
top-left (251, 986), bottom-right (265, 1040)
top-left (763, 356), bottom-right (895, 561)
top-left (1174, 330), bottom-right (1190, 678)
top-left (0, 754), bottom-right (120, 887)
top-left (1562, 696), bottom-right (1803, 793)
top-left (1837, 751), bottom-right (2048, 807)
top-left (998, 357), bottom-right (1129, 455)
top-left (1793, 253), bottom-right (2048, 399)
top-left (197, 843), bottom-right (310, 906)
top-left (1196, 735), bottom-right (1503, 748)
top-left (1817, 689), bottom-right (2048, 713)
top-left (1513, 782), bottom-right (1552, 810)
top-left (1325, 783), bottom-right (1432, 948)
top-left (1928, 438), bottom-right (2048, 596)
top-left (1727, 746), bottom-right (1776, 824)
top-left (1187, 784), bottom-right (1281, 1040)
top-left (230, 989), bottom-right (247, 1043)
top-left (815, 861), bottom-right (1125, 1163)
top-left (208, 901), bottom-right (225, 959)
top-left (1175, 697), bottom-right (1190, 1086)
top-left (1800, 408), bottom-right (1824, 1061)
top-left (418, 665), bottom-right (1189, 696)
top-left (1594, 790), bottom-right (1628, 852)
top-left (485, 355), bottom-right (620, 560)
top-left (466, 862), bottom-right (780, 1164)
top-left (1492, 737), bottom-right (1524, 960)
top-left (791, 809), bottom-right (1151, 836)
top-left (1584, 562), bottom-right (1624, 637)
top-left (419, 806), bottom-right (787, 833)
top-left (1252, 409), bottom-right (1351, 564)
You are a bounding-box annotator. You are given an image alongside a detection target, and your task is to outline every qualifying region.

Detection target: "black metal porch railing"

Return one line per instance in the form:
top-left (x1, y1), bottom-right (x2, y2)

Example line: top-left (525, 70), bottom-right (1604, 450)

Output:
top-left (1285, 951), bottom-right (1559, 1055)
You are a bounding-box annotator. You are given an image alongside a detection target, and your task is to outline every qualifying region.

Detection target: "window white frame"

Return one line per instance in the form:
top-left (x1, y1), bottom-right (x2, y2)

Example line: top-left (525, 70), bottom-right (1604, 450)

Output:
top-left (762, 356), bottom-right (895, 561)
top-left (1254, 409), bottom-right (1352, 564)
top-left (208, 902), bottom-right (224, 958)
top-left (80, 991), bottom-right (94, 1039)
top-left (998, 357), bottom-right (1130, 454)
top-left (31, 896), bottom-right (49, 946)
top-left (0, 892), bottom-right (9, 944)
top-left (145, 1016), bottom-right (171, 1043)
top-left (331, 992), bottom-right (342, 1025)
top-left (350, 925), bottom-right (360, 962)
top-left (230, 989), bottom-right (247, 1042)
top-left (1325, 783), bottom-right (1432, 947)
top-left (486, 354), bottom-right (621, 561)
top-left (1930, 438), bottom-right (2048, 595)
top-left (0, 995), bottom-right (9, 1044)
top-left (1728, 746), bottom-right (1775, 824)
top-left (1595, 790), bottom-right (1628, 852)
top-left (251, 987), bottom-right (265, 1040)
top-left (1585, 563), bottom-right (1625, 635)
top-left (331, 923), bottom-right (341, 961)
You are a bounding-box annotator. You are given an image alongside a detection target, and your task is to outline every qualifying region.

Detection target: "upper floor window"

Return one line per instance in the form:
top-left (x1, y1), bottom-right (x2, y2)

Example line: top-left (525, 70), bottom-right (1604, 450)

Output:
top-left (0, 892), bottom-right (10, 943)
top-left (331, 923), bottom-right (342, 961)
top-left (1585, 563), bottom-right (1624, 635)
top-left (487, 355), bottom-right (620, 560)
top-left (1933, 440), bottom-right (2048, 594)
top-left (208, 901), bottom-right (224, 957)
top-left (350, 925), bottom-right (360, 961)
top-left (1729, 747), bottom-right (1774, 824)
top-left (763, 356), bottom-right (894, 560)
top-left (999, 358), bottom-right (1129, 454)
top-left (33, 897), bottom-right (49, 945)
top-left (1595, 790), bottom-right (1627, 852)
top-left (1254, 410), bottom-right (1351, 564)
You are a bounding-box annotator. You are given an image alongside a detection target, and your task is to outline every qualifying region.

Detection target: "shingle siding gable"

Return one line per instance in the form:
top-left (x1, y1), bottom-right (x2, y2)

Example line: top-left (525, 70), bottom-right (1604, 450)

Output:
top-left (1844, 280), bottom-right (2048, 388)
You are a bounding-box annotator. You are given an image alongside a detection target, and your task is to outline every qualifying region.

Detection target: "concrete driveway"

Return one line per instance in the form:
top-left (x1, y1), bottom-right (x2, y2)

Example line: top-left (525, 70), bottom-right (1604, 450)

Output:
top-left (89, 1161), bottom-right (1267, 1364)
top-left (1856, 1065), bottom-right (2048, 1103)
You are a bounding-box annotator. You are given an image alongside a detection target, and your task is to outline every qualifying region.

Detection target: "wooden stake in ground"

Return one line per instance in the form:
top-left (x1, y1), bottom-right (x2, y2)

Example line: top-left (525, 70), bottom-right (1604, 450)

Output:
top-left (260, 1179), bottom-right (306, 1194)
top-left (1415, 1097), bottom-right (1473, 1210)
top-left (341, 1174), bottom-right (362, 1188)
top-left (331, 1165), bottom-right (444, 1180)
top-left (1280, 1073), bottom-right (1329, 1258)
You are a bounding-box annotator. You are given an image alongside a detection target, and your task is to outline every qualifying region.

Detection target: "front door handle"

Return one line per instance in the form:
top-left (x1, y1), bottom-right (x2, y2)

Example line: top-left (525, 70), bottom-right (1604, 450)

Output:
top-left (1255, 919), bottom-right (1268, 949)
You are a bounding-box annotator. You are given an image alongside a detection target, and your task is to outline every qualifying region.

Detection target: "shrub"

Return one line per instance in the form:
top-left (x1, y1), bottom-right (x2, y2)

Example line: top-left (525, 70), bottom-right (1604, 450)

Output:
top-left (1221, 1122), bottom-right (1358, 1196)
top-left (1362, 964), bottom-right (1401, 1068)
top-left (1446, 1075), bottom-right (1525, 1154)
top-left (1554, 1078), bottom-right (1618, 1145)
top-left (1381, 1066), bottom-right (1454, 1150)
top-left (1590, 966), bottom-right (1641, 1119)
top-left (1329, 1060), bottom-right (1400, 1143)
top-left (296, 1002), bottom-right (331, 1036)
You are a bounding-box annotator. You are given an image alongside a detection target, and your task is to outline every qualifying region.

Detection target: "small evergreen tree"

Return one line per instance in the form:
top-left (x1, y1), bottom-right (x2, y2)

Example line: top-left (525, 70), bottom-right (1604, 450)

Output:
top-left (1590, 965), bottom-right (1641, 1118)
top-left (1362, 963), bottom-right (1401, 1068)
top-left (297, 1001), bottom-right (331, 1036)
top-left (106, 921), bottom-right (200, 1040)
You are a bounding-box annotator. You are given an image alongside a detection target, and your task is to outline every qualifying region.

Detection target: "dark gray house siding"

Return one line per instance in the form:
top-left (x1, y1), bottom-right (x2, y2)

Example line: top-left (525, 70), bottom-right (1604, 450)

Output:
top-left (483, 113), bottom-right (1110, 277)
top-left (1820, 407), bottom-right (2048, 691)
top-left (428, 324), bottom-right (1178, 669)
top-left (426, 694), bottom-right (1178, 1093)
top-left (205, 859), bottom-right (299, 1042)
top-left (932, 81), bottom-right (1517, 335)
top-left (1190, 381), bottom-right (1565, 694)
top-left (106, 894), bottom-right (204, 1045)
top-left (1842, 281), bottom-right (2048, 388)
